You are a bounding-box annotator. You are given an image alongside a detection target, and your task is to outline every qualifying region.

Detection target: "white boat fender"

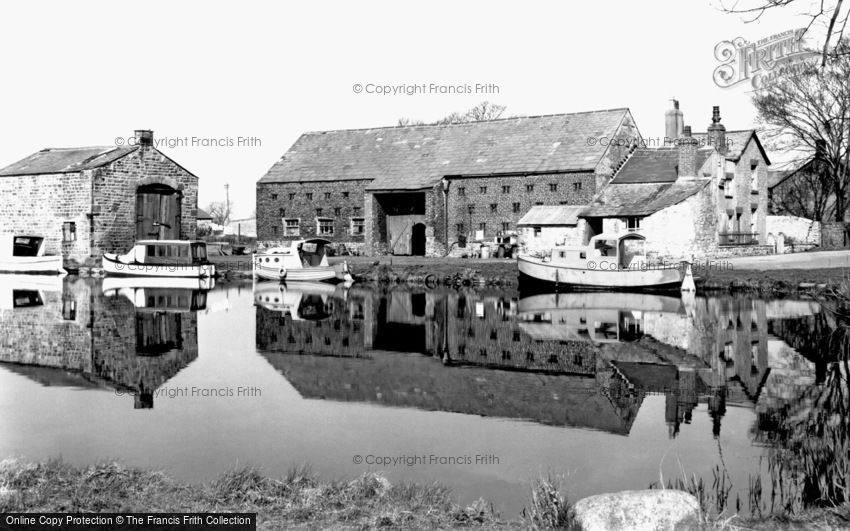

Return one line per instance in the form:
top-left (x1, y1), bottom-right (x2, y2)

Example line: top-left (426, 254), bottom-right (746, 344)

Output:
top-left (680, 261), bottom-right (696, 293)
top-left (278, 266), bottom-right (287, 280)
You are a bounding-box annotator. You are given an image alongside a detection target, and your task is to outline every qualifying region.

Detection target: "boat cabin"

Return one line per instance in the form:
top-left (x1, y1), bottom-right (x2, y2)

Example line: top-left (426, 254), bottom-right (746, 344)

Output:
top-left (127, 240), bottom-right (209, 265)
top-left (2, 235), bottom-right (46, 257)
top-left (256, 238), bottom-right (332, 268)
top-left (548, 233), bottom-right (648, 270)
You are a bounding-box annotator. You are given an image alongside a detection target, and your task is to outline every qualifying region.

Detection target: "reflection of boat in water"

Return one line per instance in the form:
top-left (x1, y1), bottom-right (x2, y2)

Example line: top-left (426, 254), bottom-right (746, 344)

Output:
top-left (0, 274), bottom-right (64, 310)
top-left (517, 291), bottom-right (686, 343)
top-left (253, 238), bottom-right (352, 283)
top-left (518, 232), bottom-right (689, 290)
top-left (0, 235), bottom-right (66, 275)
top-left (253, 281), bottom-right (347, 320)
top-left (102, 278), bottom-right (209, 312)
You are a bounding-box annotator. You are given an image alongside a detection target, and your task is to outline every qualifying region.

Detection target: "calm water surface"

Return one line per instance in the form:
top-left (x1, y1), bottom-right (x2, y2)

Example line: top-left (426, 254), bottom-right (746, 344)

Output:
top-left (0, 276), bottom-right (845, 517)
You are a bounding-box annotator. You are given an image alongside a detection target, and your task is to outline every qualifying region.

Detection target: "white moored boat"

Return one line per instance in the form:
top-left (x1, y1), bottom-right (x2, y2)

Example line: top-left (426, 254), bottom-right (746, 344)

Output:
top-left (0, 235), bottom-right (66, 275)
top-left (102, 240), bottom-right (215, 278)
top-left (253, 238), bottom-right (352, 283)
top-left (517, 232), bottom-right (691, 291)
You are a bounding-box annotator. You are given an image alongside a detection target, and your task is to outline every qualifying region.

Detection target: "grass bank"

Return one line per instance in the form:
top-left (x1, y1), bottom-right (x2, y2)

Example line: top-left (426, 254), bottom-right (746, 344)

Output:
top-left (3, 460), bottom-right (848, 530)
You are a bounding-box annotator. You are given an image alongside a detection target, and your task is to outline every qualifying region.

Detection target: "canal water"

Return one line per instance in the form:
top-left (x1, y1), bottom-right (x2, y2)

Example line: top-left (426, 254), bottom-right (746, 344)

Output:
top-left (0, 276), bottom-right (846, 518)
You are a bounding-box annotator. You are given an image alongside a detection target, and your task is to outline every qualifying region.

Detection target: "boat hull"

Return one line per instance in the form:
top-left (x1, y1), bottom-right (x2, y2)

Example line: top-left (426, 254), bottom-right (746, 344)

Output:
top-left (517, 255), bottom-right (685, 291)
top-left (101, 254), bottom-right (215, 278)
top-left (0, 256), bottom-right (66, 274)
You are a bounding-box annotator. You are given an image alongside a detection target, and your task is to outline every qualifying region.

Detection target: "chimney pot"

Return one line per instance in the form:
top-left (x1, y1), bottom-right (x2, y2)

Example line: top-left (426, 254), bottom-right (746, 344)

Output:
top-left (665, 99), bottom-right (684, 145)
top-left (678, 128), bottom-right (698, 178)
top-left (683, 125), bottom-right (692, 137)
top-left (134, 129), bottom-right (154, 147)
top-left (707, 106), bottom-right (726, 154)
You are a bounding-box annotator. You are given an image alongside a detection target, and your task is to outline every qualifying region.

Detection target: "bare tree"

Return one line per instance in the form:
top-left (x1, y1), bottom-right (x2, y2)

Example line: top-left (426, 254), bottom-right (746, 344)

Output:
top-left (771, 162), bottom-right (836, 221)
top-left (717, 0), bottom-right (850, 65)
top-left (397, 101), bottom-right (508, 126)
top-left (754, 40), bottom-right (850, 220)
top-left (207, 200), bottom-right (231, 225)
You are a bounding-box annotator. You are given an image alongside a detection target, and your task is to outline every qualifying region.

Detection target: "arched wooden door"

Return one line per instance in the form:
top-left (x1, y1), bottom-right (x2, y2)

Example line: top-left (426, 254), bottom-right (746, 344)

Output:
top-left (136, 184), bottom-right (181, 240)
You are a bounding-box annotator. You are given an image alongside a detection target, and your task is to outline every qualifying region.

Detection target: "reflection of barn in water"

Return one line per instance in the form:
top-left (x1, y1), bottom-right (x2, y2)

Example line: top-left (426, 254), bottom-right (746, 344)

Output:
top-left (0, 277), bottom-right (200, 408)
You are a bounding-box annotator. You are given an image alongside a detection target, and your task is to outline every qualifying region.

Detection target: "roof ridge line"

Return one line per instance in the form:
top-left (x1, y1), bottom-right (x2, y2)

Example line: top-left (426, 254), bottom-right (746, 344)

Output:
top-left (300, 108), bottom-right (631, 135)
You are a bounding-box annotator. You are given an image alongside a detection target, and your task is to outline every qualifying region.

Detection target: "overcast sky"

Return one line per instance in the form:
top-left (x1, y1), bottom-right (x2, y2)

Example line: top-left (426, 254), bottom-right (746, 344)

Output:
top-left (0, 0), bottom-right (824, 217)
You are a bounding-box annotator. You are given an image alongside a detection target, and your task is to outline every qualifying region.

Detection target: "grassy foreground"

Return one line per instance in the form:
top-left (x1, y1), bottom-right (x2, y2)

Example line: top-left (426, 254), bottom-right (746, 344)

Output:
top-left (3, 460), bottom-right (850, 530)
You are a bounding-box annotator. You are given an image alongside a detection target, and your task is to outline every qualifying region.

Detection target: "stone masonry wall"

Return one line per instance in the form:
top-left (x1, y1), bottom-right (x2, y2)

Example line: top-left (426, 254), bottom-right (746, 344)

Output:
top-left (0, 172), bottom-right (93, 264)
top-left (446, 172), bottom-right (596, 244)
top-left (766, 215), bottom-right (821, 246)
top-left (93, 146), bottom-right (198, 261)
top-left (256, 179), bottom-right (370, 249)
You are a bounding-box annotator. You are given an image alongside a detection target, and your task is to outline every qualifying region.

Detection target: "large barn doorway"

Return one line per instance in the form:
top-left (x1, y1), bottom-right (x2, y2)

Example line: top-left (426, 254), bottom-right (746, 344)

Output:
top-left (136, 184), bottom-right (181, 240)
top-left (411, 223), bottom-right (426, 256)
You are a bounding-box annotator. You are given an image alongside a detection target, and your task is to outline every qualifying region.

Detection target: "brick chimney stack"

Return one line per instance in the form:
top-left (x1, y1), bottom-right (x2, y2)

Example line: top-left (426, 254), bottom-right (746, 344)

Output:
top-left (134, 129), bottom-right (154, 147)
top-left (707, 106), bottom-right (726, 154)
top-left (665, 99), bottom-right (684, 143)
top-left (678, 125), bottom-right (698, 177)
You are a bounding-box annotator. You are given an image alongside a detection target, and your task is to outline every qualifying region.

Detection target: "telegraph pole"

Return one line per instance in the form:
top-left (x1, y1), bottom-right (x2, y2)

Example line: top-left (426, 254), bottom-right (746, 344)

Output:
top-left (224, 183), bottom-right (231, 225)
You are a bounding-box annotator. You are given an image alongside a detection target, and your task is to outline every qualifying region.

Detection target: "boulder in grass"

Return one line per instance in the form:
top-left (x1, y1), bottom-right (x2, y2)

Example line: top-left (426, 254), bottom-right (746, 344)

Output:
top-left (572, 489), bottom-right (701, 531)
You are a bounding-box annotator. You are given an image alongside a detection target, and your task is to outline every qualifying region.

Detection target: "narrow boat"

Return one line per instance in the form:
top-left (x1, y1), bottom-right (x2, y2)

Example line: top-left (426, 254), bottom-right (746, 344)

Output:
top-left (102, 240), bottom-right (215, 278)
top-left (0, 235), bottom-right (66, 274)
top-left (517, 232), bottom-right (690, 291)
top-left (101, 276), bottom-right (215, 293)
top-left (253, 238), bottom-right (352, 283)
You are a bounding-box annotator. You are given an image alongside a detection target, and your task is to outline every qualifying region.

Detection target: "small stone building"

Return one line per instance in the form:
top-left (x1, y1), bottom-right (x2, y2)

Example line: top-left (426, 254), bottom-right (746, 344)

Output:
top-left (581, 105), bottom-right (771, 261)
top-left (0, 130), bottom-right (199, 266)
top-left (517, 205), bottom-right (588, 255)
top-left (257, 109), bottom-right (640, 256)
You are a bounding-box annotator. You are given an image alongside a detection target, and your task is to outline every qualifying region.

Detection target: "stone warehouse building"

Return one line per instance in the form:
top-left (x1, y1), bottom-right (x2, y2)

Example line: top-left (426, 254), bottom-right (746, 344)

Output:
top-left (581, 104), bottom-right (771, 261)
top-left (257, 109), bottom-right (640, 256)
top-left (0, 130), bottom-right (199, 266)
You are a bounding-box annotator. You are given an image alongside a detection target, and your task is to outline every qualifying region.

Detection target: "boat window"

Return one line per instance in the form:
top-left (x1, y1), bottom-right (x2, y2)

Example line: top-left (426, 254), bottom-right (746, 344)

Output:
top-left (178, 246), bottom-right (189, 258)
top-left (191, 244), bottom-right (207, 261)
top-left (274, 257), bottom-right (279, 262)
top-left (12, 236), bottom-right (43, 257)
top-left (147, 245), bottom-right (157, 257)
top-left (593, 240), bottom-right (617, 257)
top-left (580, 251), bottom-right (586, 259)
top-left (558, 251), bottom-right (566, 259)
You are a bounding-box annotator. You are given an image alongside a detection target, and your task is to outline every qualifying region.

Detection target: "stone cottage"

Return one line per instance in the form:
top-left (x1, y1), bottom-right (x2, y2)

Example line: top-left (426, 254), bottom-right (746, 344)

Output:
top-left (581, 105), bottom-right (771, 261)
top-left (517, 205), bottom-right (588, 255)
top-left (256, 109), bottom-right (640, 256)
top-left (0, 130), bottom-right (199, 267)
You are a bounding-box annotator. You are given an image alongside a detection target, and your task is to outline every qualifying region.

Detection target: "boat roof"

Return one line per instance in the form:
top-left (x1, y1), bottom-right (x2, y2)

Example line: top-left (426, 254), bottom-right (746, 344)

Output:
top-left (135, 240), bottom-right (206, 245)
top-left (590, 232), bottom-right (645, 241)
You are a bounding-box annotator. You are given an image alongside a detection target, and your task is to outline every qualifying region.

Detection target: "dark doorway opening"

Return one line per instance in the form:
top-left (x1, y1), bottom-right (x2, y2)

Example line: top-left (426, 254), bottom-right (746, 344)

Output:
top-left (411, 223), bottom-right (426, 256)
top-left (137, 184), bottom-right (182, 240)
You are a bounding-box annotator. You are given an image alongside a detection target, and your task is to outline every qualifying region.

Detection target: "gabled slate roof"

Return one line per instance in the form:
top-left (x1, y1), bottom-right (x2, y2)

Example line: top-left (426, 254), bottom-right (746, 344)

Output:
top-left (0, 146), bottom-right (139, 176)
top-left (581, 178), bottom-right (711, 217)
top-left (610, 147), bottom-right (713, 184)
top-left (259, 109), bottom-right (633, 191)
top-left (691, 130), bottom-right (770, 164)
top-left (517, 205), bottom-right (583, 226)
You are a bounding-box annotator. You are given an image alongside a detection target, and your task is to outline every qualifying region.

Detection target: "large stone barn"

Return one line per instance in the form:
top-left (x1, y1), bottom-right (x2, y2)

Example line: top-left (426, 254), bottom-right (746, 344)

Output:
top-left (0, 130), bottom-right (199, 267)
top-left (257, 109), bottom-right (639, 256)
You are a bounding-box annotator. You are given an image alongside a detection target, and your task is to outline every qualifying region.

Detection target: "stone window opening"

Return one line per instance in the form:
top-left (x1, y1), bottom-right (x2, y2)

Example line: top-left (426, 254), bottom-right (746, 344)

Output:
top-left (573, 182), bottom-right (582, 191)
top-left (317, 218), bottom-right (334, 235)
top-left (334, 207), bottom-right (341, 216)
top-left (343, 191), bottom-right (349, 198)
top-left (456, 222), bottom-right (464, 234)
top-left (306, 192), bottom-right (313, 200)
top-left (535, 201), bottom-right (543, 206)
top-left (272, 226), bottom-right (278, 235)
top-left (316, 208), bottom-right (323, 216)
top-left (559, 201), bottom-right (568, 205)
top-left (549, 183), bottom-right (558, 192)
top-left (533, 226), bottom-right (541, 237)
top-left (502, 185), bottom-right (510, 194)
top-left (325, 192), bottom-right (332, 200)
top-left (750, 162), bottom-right (759, 193)
top-left (626, 217), bottom-right (641, 232)
top-left (512, 202), bottom-right (521, 213)
top-left (353, 206), bottom-right (361, 215)
top-left (289, 193), bottom-right (296, 200)
top-left (501, 222), bottom-right (510, 231)
top-left (457, 186), bottom-right (466, 196)
top-left (490, 203), bottom-right (498, 213)
top-left (479, 186), bottom-right (487, 194)
top-left (526, 184), bottom-right (534, 192)
top-left (62, 222), bottom-right (76, 242)
top-left (479, 222), bottom-right (486, 232)
top-left (468, 204), bottom-right (475, 213)
top-left (284, 218), bottom-right (300, 236)
top-left (271, 193), bottom-right (278, 200)
top-left (62, 298), bottom-right (76, 321)
top-left (279, 208), bottom-right (285, 217)
top-left (350, 217), bottom-right (365, 235)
